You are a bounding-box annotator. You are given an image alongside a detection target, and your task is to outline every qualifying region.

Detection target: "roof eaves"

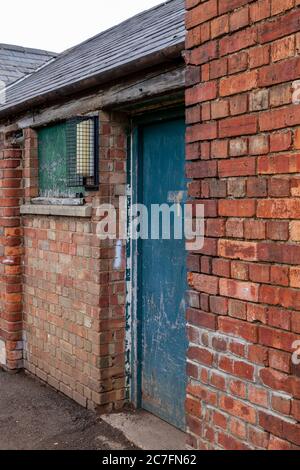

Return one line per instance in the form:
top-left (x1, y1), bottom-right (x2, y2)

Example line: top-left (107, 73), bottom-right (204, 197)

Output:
top-left (0, 41), bottom-right (184, 120)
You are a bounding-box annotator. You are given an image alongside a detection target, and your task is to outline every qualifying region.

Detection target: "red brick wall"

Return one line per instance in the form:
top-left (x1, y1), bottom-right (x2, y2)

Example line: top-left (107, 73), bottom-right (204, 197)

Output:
top-left (22, 214), bottom-right (105, 408)
top-left (0, 112), bottom-right (128, 411)
top-left (185, 0), bottom-right (300, 450)
top-left (22, 111), bottom-right (128, 410)
top-left (0, 128), bottom-right (23, 370)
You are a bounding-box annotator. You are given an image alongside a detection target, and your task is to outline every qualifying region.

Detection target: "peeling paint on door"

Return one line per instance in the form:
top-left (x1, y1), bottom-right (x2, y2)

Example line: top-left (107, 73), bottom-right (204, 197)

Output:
top-left (138, 117), bottom-right (187, 430)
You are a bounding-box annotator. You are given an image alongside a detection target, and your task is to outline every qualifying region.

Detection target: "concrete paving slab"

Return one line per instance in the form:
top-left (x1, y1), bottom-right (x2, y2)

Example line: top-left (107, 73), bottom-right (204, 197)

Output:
top-left (102, 410), bottom-right (187, 450)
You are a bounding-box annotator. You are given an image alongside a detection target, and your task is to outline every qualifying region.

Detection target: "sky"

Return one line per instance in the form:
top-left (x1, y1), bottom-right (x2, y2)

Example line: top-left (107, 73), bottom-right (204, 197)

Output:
top-left (1, 0), bottom-right (164, 53)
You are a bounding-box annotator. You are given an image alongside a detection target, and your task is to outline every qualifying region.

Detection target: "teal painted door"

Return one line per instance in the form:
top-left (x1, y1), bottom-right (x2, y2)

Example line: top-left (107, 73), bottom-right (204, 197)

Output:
top-left (139, 117), bottom-right (187, 430)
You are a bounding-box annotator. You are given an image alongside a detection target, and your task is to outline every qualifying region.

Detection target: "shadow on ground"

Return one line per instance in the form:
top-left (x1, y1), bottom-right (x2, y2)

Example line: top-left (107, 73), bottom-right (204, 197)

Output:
top-left (0, 369), bottom-right (137, 450)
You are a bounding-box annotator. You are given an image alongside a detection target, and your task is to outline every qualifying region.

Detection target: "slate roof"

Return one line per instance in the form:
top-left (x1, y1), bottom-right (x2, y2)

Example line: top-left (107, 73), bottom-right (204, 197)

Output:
top-left (0, 0), bottom-right (185, 118)
top-left (0, 44), bottom-right (57, 86)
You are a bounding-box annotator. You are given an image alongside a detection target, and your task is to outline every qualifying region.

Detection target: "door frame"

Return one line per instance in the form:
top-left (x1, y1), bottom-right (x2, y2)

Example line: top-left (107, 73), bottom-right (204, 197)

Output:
top-left (126, 106), bottom-right (186, 410)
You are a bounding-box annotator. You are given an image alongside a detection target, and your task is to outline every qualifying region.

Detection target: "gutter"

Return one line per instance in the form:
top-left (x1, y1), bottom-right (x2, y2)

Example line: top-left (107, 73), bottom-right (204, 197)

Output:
top-left (0, 42), bottom-right (185, 121)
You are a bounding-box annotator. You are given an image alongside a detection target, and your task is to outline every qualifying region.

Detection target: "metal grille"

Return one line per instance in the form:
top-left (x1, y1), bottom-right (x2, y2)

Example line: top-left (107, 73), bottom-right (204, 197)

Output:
top-left (66, 116), bottom-right (99, 188)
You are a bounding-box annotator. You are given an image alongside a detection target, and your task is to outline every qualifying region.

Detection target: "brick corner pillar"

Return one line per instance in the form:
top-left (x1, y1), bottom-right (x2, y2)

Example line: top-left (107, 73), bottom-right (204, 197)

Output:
top-left (0, 127), bottom-right (23, 371)
top-left (185, 0), bottom-right (300, 450)
top-left (87, 110), bottom-right (128, 412)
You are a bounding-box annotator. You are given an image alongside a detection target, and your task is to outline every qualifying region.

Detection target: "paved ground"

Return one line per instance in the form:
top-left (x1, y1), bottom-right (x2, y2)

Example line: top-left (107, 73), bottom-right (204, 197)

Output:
top-left (0, 369), bottom-right (136, 450)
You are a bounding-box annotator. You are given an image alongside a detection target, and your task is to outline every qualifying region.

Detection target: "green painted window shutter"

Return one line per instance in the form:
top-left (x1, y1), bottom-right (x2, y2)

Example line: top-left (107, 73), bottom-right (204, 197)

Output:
top-left (38, 122), bottom-right (85, 198)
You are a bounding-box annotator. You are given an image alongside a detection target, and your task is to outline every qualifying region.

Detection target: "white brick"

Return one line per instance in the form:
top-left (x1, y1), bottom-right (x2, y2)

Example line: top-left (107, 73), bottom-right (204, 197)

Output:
top-left (0, 340), bottom-right (6, 366)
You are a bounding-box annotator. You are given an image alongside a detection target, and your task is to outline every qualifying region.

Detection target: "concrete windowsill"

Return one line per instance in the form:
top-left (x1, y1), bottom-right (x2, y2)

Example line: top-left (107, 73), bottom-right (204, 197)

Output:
top-left (20, 204), bottom-right (92, 218)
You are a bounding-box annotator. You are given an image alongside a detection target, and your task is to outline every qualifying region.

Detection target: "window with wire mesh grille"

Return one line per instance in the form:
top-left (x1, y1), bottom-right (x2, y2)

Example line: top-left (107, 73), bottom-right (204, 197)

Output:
top-left (37, 117), bottom-right (99, 199)
top-left (66, 116), bottom-right (99, 189)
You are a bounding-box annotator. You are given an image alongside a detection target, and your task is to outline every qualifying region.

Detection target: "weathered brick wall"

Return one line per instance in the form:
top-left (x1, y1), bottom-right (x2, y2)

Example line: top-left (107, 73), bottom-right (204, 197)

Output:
top-left (93, 110), bottom-right (128, 410)
top-left (22, 214), bottom-right (104, 408)
top-left (3, 110), bottom-right (128, 410)
top-left (186, 0), bottom-right (300, 450)
top-left (0, 127), bottom-right (23, 371)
